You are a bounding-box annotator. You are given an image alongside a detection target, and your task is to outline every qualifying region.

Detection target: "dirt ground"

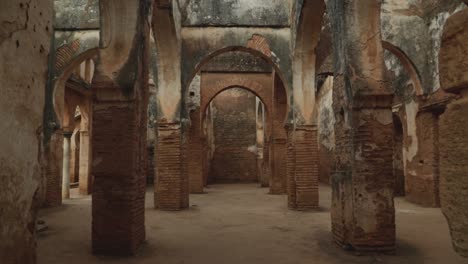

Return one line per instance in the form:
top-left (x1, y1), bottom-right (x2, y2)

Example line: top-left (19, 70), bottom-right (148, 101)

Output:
top-left (37, 184), bottom-right (466, 264)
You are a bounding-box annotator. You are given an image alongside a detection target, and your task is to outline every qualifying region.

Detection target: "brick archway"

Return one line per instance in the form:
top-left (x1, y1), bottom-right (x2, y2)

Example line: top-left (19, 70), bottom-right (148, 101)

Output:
top-left (186, 71), bottom-right (289, 196)
top-left (200, 73), bottom-right (273, 124)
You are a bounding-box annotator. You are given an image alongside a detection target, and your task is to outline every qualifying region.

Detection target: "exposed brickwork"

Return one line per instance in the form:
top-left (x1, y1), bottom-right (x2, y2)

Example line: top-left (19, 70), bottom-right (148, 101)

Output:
top-left (188, 108), bottom-right (204, 193)
top-left (331, 80), bottom-right (395, 252)
top-left (209, 89), bottom-right (258, 183)
top-left (246, 34), bottom-right (272, 58)
top-left (286, 126), bottom-right (319, 210)
top-left (350, 104), bottom-right (395, 252)
top-left (44, 131), bottom-right (63, 207)
top-left (91, 101), bottom-right (146, 255)
top-left (55, 39), bottom-right (81, 72)
top-left (154, 124), bottom-right (189, 210)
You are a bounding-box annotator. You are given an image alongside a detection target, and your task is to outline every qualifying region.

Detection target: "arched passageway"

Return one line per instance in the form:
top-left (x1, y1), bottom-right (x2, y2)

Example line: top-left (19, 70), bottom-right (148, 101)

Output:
top-left (183, 49), bottom-right (289, 198)
top-left (4, 0), bottom-right (468, 262)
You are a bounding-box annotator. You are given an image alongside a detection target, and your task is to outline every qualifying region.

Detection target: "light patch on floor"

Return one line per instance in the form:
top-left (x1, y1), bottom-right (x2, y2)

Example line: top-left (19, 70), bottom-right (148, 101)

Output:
top-left (37, 184), bottom-right (466, 264)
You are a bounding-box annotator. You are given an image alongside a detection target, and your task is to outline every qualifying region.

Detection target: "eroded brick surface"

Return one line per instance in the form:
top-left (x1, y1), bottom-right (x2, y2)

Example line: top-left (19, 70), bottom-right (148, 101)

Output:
top-left (155, 125), bottom-right (189, 210)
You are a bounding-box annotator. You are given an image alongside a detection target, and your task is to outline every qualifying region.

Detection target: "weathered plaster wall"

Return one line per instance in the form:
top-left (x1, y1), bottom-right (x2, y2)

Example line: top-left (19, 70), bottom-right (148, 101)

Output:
top-left (209, 88), bottom-right (257, 183)
top-left (316, 76), bottom-right (334, 184)
top-left (182, 0), bottom-right (291, 27)
top-left (0, 0), bottom-right (53, 262)
top-left (381, 0), bottom-right (466, 93)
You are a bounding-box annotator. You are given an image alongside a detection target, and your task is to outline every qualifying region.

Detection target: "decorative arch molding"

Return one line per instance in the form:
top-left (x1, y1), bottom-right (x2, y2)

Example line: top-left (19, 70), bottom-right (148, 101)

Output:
top-left (382, 40), bottom-right (424, 96)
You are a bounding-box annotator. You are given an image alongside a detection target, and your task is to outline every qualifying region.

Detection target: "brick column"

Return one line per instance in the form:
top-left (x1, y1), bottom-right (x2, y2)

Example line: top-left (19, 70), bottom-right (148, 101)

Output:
top-left (154, 123), bottom-right (189, 210)
top-left (331, 92), bottom-right (395, 252)
top-left (78, 130), bottom-right (92, 194)
top-left (286, 125), bottom-right (319, 210)
top-left (91, 99), bottom-right (146, 255)
top-left (188, 109), bottom-right (204, 193)
top-left (44, 130), bottom-right (64, 206)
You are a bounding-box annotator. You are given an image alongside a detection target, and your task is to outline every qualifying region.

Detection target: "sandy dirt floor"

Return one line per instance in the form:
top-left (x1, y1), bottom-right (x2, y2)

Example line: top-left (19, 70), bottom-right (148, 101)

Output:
top-left (37, 184), bottom-right (466, 264)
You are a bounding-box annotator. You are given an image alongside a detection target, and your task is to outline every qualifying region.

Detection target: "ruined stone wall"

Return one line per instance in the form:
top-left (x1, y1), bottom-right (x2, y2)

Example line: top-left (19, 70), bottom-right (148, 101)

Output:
top-left (209, 88), bottom-right (257, 183)
top-left (0, 0), bottom-right (53, 262)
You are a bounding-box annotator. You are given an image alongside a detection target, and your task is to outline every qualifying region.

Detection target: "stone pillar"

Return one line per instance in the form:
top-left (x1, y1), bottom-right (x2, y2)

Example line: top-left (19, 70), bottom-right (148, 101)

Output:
top-left (44, 130), bottom-right (64, 206)
top-left (62, 132), bottom-right (72, 199)
top-left (331, 93), bottom-right (395, 252)
top-left (154, 123), bottom-right (189, 210)
top-left (78, 130), bottom-right (92, 194)
top-left (328, 0), bottom-right (395, 252)
top-left (286, 125), bottom-right (319, 210)
top-left (91, 94), bottom-right (146, 255)
top-left (90, 0), bottom-right (150, 256)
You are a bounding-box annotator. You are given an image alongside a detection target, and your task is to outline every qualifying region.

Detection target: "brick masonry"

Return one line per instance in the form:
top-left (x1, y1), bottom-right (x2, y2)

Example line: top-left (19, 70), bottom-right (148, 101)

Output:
top-left (331, 79), bottom-right (395, 252)
top-left (154, 124), bottom-right (189, 210)
top-left (91, 101), bottom-right (146, 255)
top-left (44, 130), bottom-right (64, 207)
top-left (286, 126), bottom-right (319, 210)
top-left (209, 89), bottom-right (258, 183)
top-left (188, 108), bottom-right (204, 193)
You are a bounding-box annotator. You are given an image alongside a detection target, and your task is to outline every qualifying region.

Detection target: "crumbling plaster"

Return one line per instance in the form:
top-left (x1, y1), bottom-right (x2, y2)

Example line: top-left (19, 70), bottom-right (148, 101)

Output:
top-left (182, 0), bottom-right (291, 27)
top-left (0, 0), bottom-right (53, 263)
top-left (381, 0), bottom-right (466, 93)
